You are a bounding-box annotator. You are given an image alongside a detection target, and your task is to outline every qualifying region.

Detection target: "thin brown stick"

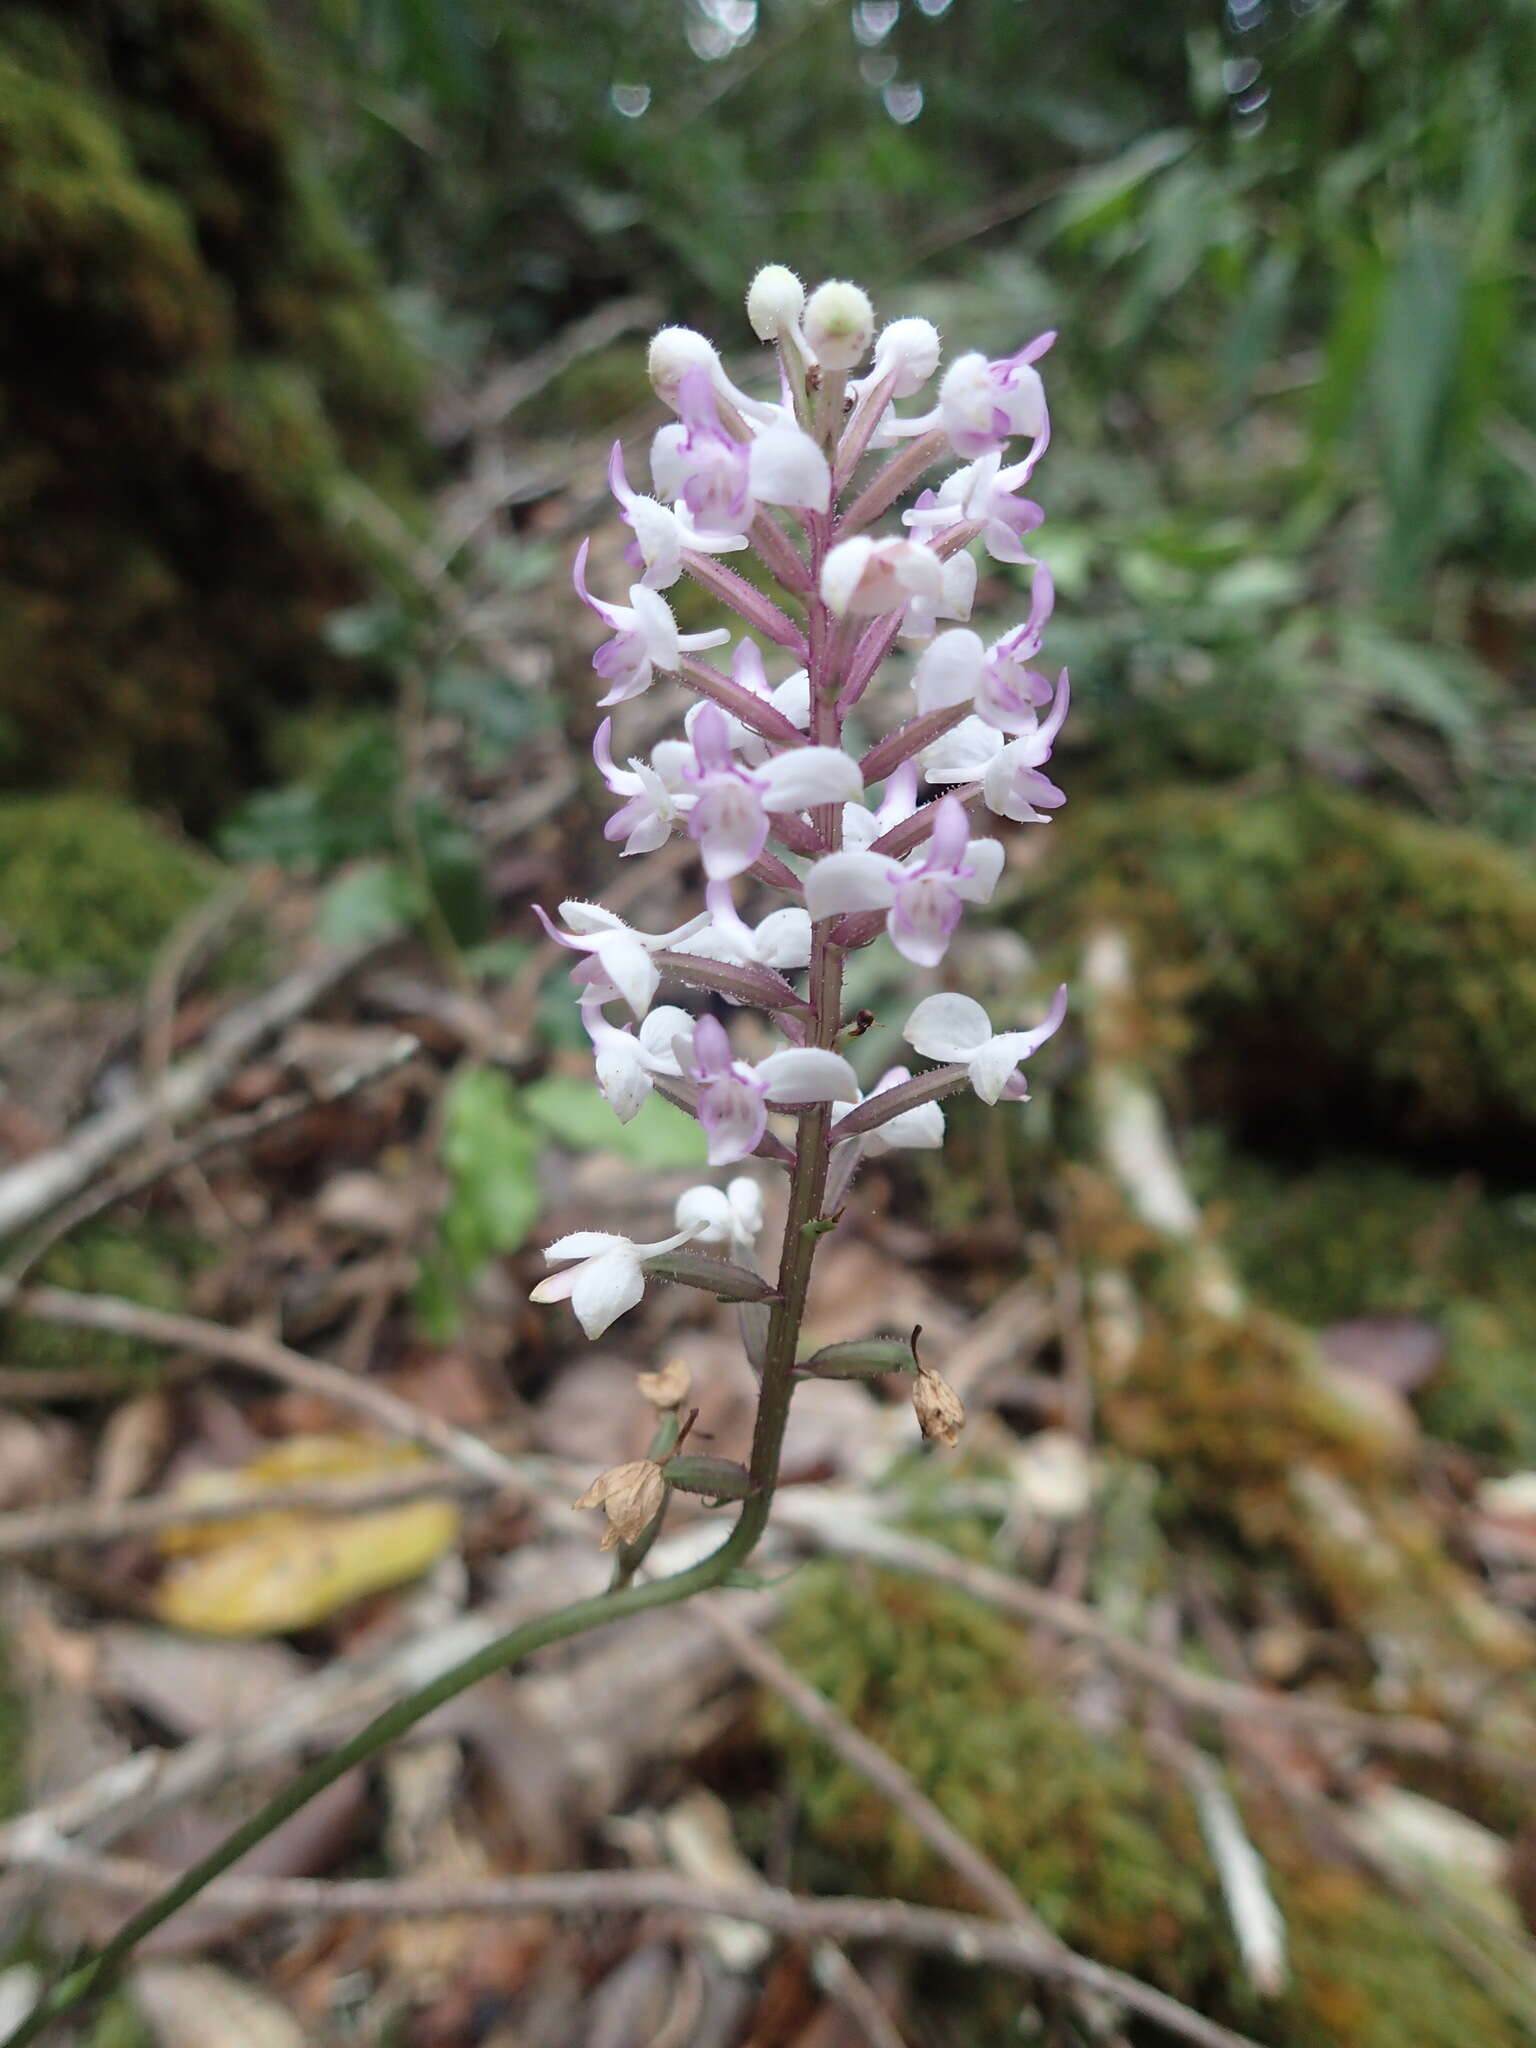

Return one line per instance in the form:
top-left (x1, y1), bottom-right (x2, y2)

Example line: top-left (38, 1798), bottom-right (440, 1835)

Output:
top-left (0, 941), bottom-right (382, 1245)
top-left (0, 1034), bottom-right (421, 1300)
top-left (12, 1288), bottom-right (520, 1490)
top-left (5, 1844), bottom-right (1264, 2048)
top-left (703, 1601), bottom-right (1042, 1935)
top-left (0, 1462), bottom-right (487, 1558)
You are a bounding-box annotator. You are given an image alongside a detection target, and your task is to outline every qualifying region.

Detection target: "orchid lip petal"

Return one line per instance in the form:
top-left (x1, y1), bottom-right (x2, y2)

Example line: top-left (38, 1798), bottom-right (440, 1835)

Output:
top-left (903, 992), bottom-right (994, 1063)
top-left (755, 1047), bottom-right (861, 1104)
top-left (804, 850), bottom-right (899, 921)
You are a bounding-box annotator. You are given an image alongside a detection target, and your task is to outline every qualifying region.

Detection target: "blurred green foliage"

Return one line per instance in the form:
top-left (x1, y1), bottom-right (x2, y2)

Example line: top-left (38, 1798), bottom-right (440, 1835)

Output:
top-left (0, 0), bottom-right (424, 820)
top-left (0, 794), bottom-right (221, 987)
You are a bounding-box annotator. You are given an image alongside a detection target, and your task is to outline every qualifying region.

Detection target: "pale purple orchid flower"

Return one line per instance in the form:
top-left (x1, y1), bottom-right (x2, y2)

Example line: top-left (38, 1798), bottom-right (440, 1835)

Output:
top-left (607, 443), bottom-right (747, 589)
top-left (681, 1014), bottom-right (859, 1165)
top-left (903, 984), bottom-right (1069, 1104)
top-left (909, 571), bottom-right (1059, 736)
top-left (673, 882), bottom-right (812, 972)
top-left (651, 369), bottom-right (829, 536)
top-left (902, 451), bottom-right (1045, 565)
top-left (533, 898), bottom-right (709, 1018)
top-left (803, 794), bottom-right (1004, 968)
top-left (581, 998), bottom-right (692, 1122)
top-left (841, 759), bottom-right (919, 853)
top-left (921, 678), bottom-right (1069, 824)
top-left (573, 539), bottom-right (729, 705)
top-left (592, 718), bottom-right (694, 856)
top-left (683, 641), bottom-right (810, 766)
top-left (820, 535), bottom-right (946, 619)
top-left (899, 549), bottom-right (976, 642)
top-left (682, 701), bottom-right (863, 881)
top-left (825, 1062), bottom-right (945, 1209)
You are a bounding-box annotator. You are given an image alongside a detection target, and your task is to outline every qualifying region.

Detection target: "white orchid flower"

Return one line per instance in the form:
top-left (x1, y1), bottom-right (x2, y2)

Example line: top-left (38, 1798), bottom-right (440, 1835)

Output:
top-left (902, 985), bottom-right (1069, 1104)
top-left (674, 1176), bottom-right (765, 1255)
top-left (531, 1226), bottom-right (698, 1340)
top-left (534, 899), bottom-right (709, 1019)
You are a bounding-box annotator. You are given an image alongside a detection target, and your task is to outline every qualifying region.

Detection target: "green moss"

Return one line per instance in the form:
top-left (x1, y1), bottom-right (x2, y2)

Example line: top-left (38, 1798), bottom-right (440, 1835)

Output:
top-left (769, 1564), bottom-right (1525, 2046)
top-left (5, 1223), bottom-right (204, 1373)
top-left (1035, 783), bottom-right (1536, 1148)
top-left (0, 0), bottom-right (425, 823)
top-left (0, 793), bottom-right (220, 987)
top-left (1195, 1151), bottom-right (1536, 1463)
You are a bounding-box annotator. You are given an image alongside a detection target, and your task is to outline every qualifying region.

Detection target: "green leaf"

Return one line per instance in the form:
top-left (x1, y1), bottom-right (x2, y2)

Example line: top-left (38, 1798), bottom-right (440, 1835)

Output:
top-left (521, 1076), bottom-right (707, 1168)
top-left (416, 1066), bottom-right (542, 1336)
top-left (316, 859), bottom-right (413, 945)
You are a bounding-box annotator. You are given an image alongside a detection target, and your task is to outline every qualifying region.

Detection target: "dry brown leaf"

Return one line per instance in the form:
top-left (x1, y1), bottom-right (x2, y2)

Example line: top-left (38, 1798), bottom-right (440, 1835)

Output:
top-left (93, 1389), bottom-right (173, 1506)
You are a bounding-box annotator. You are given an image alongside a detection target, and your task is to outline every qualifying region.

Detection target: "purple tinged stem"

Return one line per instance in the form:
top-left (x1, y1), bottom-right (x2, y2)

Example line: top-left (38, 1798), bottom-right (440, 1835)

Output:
top-left (836, 430), bottom-right (948, 539)
top-left (682, 553), bottom-right (807, 656)
top-left (859, 703), bottom-right (972, 786)
top-left (650, 948), bottom-right (812, 1019)
top-left (832, 1065), bottom-right (969, 1141)
top-left (680, 659), bottom-right (805, 746)
top-left (750, 511), bottom-right (813, 593)
top-left (869, 784), bottom-right (984, 861)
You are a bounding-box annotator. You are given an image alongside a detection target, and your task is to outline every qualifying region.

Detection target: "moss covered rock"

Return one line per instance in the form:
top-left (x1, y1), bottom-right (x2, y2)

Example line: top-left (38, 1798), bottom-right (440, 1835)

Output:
top-left (1035, 783), bottom-right (1536, 1154)
top-left (0, 792), bottom-right (220, 986)
top-left (770, 1564), bottom-right (1525, 2046)
top-left (0, 0), bottom-right (423, 824)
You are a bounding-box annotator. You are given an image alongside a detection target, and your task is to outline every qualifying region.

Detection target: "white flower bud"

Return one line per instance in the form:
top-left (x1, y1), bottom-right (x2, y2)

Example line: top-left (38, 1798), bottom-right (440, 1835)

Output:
top-left (912, 1362), bottom-right (965, 1448)
top-left (573, 1458), bottom-right (668, 1549)
top-left (637, 1358), bottom-right (692, 1410)
top-left (647, 325), bottom-right (722, 408)
top-left (872, 316), bottom-right (941, 397)
top-left (746, 264), bottom-right (805, 341)
top-left (820, 535), bottom-right (945, 618)
top-left (803, 280), bottom-right (875, 371)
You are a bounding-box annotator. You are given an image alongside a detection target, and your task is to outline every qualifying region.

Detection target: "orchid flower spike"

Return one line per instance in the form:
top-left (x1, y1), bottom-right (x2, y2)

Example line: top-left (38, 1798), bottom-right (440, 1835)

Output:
top-left (681, 1014), bottom-right (859, 1165)
top-left (804, 794), bottom-right (1004, 968)
top-left (573, 539), bottom-right (729, 704)
top-left (533, 899), bottom-right (709, 1018)
top-left (532, 1226), bottom-right (700, 1340)
top-left (674, 1175), bottom-right (765, 1255)
top-left (903, 985), bottom-right (1069, 1104)
top-left (681, 701), bottom-right (863, 880)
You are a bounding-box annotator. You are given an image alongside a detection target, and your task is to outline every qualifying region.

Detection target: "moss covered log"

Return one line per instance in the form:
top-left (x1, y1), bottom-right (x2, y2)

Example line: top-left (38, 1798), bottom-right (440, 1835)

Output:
top-left (0, 0), bottom-right (423, 824)
top-left (1034, 783), bottom-right (1536, 1154)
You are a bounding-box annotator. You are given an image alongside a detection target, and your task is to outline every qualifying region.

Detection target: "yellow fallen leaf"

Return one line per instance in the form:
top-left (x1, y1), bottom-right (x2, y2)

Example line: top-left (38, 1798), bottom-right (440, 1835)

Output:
top-left (156, 1434), bottom-right (431, 1556)
top-left (152, 1434), bottom-right (460, 1636)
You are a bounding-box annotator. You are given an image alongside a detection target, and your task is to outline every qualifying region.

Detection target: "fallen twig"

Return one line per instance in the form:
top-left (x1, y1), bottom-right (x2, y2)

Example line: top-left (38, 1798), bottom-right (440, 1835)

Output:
top-left (0, 1460), bottom-right (487, 1558)
top-left (0, 941), bottom-right (382, 1247)
top-left (4, 1843), bottom-right (1266, 2048)
top-left (10, 1288), bottom-right (520, 1490)
top-left (0, 1033), bottom-right (421, 1300)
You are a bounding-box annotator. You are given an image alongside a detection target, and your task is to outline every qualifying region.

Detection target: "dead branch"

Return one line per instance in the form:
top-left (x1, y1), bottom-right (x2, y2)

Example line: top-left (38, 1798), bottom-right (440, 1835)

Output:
top-left (10, 1289), bottom-right (521, 1490)
top-left (5, 1842), bottom-right (1266, 2048)
top-left (0, 941), bottom-right (382, 1248)
top-left (0, 1462), bottom-right (486, 1558)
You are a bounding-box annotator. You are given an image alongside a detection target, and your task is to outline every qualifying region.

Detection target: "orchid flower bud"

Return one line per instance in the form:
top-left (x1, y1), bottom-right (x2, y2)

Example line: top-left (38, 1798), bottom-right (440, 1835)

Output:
top-left (870, 316), bottom-right (941, 398)
top-left (746, 264), bottom-right (806, 342)
top-left (648, 325), bottom-right (723, 407)
top-left (803, 280), bottom-right (875, 371)
top-left (820, 535), bottom-right (945, 618)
